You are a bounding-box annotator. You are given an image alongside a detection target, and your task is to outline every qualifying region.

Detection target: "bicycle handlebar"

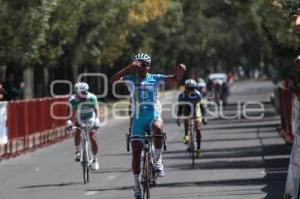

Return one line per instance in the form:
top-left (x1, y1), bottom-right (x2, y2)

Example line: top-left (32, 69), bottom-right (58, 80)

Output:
top-left (66, 125), bottom-right (99, 132)
top-left (130, 133), bottom-right (166, 140)
top-left (129, 132), bottom-right (167, 151)
top-left (177, 116), bottom-right (202, 120)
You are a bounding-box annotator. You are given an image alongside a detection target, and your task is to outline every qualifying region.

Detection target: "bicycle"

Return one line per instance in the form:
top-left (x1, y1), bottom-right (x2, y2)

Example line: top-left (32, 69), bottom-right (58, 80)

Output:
top-left (187, 117), bottom-right (197, 168)
top-left (127, 130), bottom-right (167, 199)
top-left (178, 117), bottom-right (197, 168)
top-left (68, 124), bottom-right (98, 184)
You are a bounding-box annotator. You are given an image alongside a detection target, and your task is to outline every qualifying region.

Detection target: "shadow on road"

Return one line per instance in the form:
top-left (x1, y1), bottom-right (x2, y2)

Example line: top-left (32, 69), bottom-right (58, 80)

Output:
top-left (167, 135), bottom-right (281, 145)
top-left (92, 167), bottom-right (131, 174)
top-left (18, 182), bottom-right (82, 189)
top-left (156, 177), bottom-right (272, 188)
top-left (165, 144), bottom-right (290, 161)
top-left (163, 150), bottom-right (289, 198)
top-left (86, 185), bottom-right (133, 192)
top-left (165, 124), bottom-right (291, 198)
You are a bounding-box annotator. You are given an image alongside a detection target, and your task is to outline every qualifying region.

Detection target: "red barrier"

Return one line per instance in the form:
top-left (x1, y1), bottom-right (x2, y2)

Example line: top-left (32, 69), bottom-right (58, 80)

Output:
top-left (1, 97), bottom-right (69, 159)
top-left (36, 99), bottom-right (43, 132)
top-left (28, 100), bottom-right (36, 135)
top-left (278, 87), bottom-right (294, 144)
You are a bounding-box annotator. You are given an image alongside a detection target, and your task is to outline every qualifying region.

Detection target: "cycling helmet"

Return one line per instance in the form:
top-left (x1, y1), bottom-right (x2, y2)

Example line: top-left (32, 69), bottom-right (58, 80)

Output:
top-left (74, 82), bottom-right (89, 94)
top-left (185, 79), bottom-right (197, 88)
top-left (133, 53), bottom-right (151, 66)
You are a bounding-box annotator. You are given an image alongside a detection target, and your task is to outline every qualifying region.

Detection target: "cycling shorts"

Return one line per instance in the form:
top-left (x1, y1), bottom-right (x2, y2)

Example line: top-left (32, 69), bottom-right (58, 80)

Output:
top-left (75, 116), bottom-right (98, 133)
top-left (131, 112), bottom-right (160, 138)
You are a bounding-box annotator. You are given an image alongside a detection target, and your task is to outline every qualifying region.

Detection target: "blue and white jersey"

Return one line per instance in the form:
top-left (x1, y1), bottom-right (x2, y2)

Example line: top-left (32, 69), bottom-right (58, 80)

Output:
top-left (123, 73), bottom-right (166, 117)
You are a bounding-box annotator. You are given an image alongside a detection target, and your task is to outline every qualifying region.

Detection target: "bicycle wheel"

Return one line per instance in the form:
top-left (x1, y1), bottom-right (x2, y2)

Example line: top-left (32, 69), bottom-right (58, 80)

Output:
top-left (149, 144), bottom-right (156, 186)
top-left (149, 154), bottom-right (156, 187)
top-left (189, 129), bottom-right (195, 168)
top-left (82, 141), bottom-right (90, 184)
top-left (142, 153), bottom-right (151, 199)
top-left (82, 161), bottom-right (89, 184)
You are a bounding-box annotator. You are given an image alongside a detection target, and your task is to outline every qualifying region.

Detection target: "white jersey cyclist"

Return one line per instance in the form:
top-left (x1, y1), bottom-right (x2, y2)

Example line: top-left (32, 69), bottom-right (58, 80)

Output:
top-left (66, 82), bottom-right (100, 171)
top-left (68, 92), bottom-right (98, 126)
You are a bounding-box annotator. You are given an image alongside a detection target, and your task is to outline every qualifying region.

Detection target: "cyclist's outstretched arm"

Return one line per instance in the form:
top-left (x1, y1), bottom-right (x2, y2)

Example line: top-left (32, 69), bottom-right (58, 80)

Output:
top-left (164, 64), bottom-right (185, 84)
top-left (111, 62), bottom-right (139, 83)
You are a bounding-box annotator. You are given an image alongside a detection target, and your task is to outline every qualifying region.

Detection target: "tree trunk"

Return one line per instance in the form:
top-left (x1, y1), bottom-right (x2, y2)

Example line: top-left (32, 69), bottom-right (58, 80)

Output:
top-left (0, 66), bottom-right (6, 82)
top-left (43, 67), bottom-right (49, 97)
top-left (23, 67), bottom-right (34, 99)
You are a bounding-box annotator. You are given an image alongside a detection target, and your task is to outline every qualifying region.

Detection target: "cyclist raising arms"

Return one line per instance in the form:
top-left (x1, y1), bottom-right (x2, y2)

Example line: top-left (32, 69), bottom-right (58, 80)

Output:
top-left (111, 53), bottom-right (185, 199)
top-left (177, 79), bottom-right (207, 158)
top-left (66, 82), bottom-right (100, 171)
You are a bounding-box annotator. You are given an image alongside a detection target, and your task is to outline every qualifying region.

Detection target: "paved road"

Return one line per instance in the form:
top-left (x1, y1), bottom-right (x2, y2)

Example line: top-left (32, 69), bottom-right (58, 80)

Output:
top-left (0, 80), bottom-right (291, 199)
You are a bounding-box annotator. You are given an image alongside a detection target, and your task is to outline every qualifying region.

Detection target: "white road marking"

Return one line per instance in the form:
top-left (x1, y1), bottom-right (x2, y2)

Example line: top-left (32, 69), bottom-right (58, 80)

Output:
top-left (105, 174), bottom-right (119, 181)
top-left (85, 191), bottom-right (97, 196)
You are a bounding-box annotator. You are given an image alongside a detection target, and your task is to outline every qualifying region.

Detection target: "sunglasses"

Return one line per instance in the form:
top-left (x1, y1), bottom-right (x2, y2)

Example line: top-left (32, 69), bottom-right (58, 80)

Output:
top-left (140, 61), bottom-right (150, 68)
top-left (76, 91), bottom-right (88, 96)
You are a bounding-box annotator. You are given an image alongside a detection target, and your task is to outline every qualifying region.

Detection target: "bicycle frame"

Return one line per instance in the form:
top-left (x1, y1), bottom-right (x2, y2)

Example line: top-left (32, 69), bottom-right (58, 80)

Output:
top-left (81, 126), bottom-right (91, 184)
top-left (126, 129), bottom-right (167, 152)
top-left (128, 131), bottom-right (166, 199)
top-left (179, 116), bottom-right (197, 168)
top-left (71, 125), bottom-right (93, 184)
top-left (141, 131), bottom-right (166, 199)
top-left (142, 132), bottom-right (154, 199)
top-left (188, 118), bottom-right (196, 168)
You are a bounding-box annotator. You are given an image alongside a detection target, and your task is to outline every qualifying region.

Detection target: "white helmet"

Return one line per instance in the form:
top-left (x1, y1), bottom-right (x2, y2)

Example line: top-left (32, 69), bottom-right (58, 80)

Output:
top-left (185, 79), bottom-right (197, 88)
top-left (74, 82), bottom-right (89, 94)
top-left (197, 78), bottom-right (206, 88)
top-left (133, 53), bottom-right (151, 66)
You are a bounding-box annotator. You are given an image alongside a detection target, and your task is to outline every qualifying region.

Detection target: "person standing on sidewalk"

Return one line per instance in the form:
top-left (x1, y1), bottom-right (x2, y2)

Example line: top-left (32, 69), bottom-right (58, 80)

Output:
top-left (2, 73), bottom-right (24, 101)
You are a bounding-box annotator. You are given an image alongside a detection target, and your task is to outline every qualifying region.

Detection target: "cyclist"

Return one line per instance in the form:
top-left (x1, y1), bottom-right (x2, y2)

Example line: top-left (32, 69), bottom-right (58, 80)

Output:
top-left (197, 78), bottom-right (207, 97)
top-left (176, 79), bottom-right (207, 158)
top-left (111, 53), bottom-right (185, 199)
top-left (66, 82), bottom-right (100, 171)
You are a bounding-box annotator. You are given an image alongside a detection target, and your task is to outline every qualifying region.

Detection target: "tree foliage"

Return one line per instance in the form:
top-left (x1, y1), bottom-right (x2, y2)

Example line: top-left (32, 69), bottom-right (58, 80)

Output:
top-left (0, 0), bottom-right (299, 97)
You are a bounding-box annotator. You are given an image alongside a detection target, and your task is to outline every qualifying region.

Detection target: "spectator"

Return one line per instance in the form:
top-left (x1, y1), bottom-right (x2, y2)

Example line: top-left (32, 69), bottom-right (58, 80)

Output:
top-left (292, 9), bottom-right (300, 32)
top-left (293, 55), bottom-right (300, 98)
top-left (227, 72), bottom-right (234, 85)
top-left (0, 84), bottom-right (3, 101)
top-left (296, 55), bottom-right (300, 68)
top-left (2, 73), bottom-right (24, 101)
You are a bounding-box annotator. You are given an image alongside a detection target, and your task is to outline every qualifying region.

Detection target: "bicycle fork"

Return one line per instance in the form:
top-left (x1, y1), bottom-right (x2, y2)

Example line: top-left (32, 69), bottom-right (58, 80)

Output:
top-left (81, 133), bottom-right (90, 165)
